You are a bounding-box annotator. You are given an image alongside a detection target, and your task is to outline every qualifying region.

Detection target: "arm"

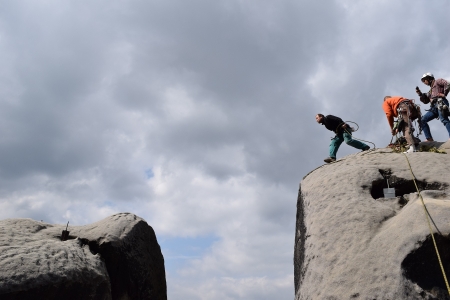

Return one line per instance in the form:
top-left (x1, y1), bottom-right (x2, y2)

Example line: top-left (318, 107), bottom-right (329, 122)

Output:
top-left (416, 86), bottom-right (431, 104)
top-left (420, 93), bottom-right (430, 104)
top-left (382, 102), bottom-right (395, 132)
top-left (436, 78), bottom-right (449, 98)
top-left (444, 79), bottom-right (450, 97)
top-left (427, 90), bottom-right (435, 104)
top-left (387, 115), bottom-right (395, 134)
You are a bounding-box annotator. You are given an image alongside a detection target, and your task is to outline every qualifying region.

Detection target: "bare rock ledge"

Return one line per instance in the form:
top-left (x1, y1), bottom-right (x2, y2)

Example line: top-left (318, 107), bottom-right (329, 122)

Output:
top-left (295, 141), bottom-right (450, 300)
top-left (0, 213), bottom-right (166, 300)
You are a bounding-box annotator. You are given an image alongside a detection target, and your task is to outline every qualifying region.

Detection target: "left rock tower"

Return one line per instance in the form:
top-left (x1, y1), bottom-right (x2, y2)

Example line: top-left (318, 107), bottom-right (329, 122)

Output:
top-left (0, 212), bottom-right (167, 300)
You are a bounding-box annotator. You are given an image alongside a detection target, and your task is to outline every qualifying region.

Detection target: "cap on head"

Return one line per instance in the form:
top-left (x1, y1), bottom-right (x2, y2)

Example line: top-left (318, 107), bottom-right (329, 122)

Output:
top-left (421, 72), bottom-right (434, 82)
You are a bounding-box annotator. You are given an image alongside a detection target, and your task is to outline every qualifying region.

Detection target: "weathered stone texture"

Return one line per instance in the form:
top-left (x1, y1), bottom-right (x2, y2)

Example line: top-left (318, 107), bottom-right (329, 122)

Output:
top-left (295, 142), bottom-right (450, 299)
top-left (0, 213), bottom-right (166, 300)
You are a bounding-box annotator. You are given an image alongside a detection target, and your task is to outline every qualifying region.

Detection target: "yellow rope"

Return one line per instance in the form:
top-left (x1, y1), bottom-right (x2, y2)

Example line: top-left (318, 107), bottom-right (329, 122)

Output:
top-left (401, 152), bottom-right (450, 295)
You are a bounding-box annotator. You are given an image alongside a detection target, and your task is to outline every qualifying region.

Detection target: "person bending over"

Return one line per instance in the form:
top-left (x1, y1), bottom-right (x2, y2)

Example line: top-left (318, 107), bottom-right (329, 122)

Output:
top-left (316, 114), bottom-right (370, 163)
top-left (382, 96), bottom-right (420, 153)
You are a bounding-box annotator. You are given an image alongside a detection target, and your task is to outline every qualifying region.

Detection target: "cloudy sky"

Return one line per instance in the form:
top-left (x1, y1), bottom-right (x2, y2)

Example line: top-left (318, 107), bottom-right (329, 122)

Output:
top-left (0, 0), bottom-right (449, 299)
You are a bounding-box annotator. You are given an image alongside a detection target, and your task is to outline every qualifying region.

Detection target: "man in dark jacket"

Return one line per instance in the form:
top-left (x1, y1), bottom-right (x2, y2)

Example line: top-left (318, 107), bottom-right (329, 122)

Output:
top-left (316, 114), bottom-right (370, 163)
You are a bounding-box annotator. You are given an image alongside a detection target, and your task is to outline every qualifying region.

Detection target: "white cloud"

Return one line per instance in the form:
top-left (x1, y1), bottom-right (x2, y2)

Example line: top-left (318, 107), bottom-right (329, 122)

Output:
top-left (169, 274), bottom-right (294, 300)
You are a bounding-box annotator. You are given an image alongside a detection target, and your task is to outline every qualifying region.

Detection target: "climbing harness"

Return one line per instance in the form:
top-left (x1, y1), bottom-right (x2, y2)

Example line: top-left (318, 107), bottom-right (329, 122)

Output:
top-left (401, 153), bottom-right (450, 296)
top-left (396, 99), bottom-right (423, 138)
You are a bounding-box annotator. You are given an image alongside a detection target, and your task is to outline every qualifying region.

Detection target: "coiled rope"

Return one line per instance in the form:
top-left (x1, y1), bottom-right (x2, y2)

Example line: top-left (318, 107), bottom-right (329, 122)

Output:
top-left (343, 121), bottom-right (376, 149)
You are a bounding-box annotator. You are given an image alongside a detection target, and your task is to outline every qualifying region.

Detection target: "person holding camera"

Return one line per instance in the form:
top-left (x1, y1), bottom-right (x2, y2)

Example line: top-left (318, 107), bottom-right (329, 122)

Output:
top-left (416, 73), bottom-right (450, 141)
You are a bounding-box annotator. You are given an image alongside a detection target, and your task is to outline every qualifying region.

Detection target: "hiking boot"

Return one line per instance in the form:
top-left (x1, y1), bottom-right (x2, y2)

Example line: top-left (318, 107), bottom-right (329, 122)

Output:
top-left (362, 145), bottom-right (370, 151)
top-left (324, 157), bottom-right (336, 163)
top-left (403, 145), bottom-right (418, 153)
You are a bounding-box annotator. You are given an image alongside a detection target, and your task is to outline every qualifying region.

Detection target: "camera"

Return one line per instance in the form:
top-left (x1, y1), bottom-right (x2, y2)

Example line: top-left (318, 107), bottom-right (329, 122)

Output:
top-left (415, 86), bottom-right (422, 96)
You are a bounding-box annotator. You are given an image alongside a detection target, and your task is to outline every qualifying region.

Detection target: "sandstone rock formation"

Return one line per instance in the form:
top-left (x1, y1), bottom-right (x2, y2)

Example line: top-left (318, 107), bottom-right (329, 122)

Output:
top-left (0, 213), bottom-right (166, 300)
top-left (295, 141), bottom-right (450, 300)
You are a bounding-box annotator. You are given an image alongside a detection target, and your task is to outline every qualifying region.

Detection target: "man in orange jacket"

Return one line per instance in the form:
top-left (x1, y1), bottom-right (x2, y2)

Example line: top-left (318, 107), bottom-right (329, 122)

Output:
top-left (382, 96), bottom-right (420, 153)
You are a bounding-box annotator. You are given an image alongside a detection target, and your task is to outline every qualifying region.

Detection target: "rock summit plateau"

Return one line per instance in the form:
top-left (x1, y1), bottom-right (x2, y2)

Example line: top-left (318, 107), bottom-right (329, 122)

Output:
top-left (295, 141), bottom-right (450, 299)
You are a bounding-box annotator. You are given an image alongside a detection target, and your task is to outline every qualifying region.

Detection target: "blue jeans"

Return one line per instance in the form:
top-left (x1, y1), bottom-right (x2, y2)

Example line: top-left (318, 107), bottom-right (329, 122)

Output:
top-left (421, 98), bottom-right (450, 140)
top-left (329, 131), bottom-right (368, 159)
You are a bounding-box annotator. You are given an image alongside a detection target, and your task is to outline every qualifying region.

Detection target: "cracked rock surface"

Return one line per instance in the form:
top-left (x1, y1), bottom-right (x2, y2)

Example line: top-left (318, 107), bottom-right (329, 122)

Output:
top-left (295, 142), bottom-right (450, 300)
top-left (0, 213), bottom-right (166, 300)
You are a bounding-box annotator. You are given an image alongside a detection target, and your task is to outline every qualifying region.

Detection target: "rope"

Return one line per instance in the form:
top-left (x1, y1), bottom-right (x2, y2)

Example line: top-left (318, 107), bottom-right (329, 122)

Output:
top-left (342, 121), bottom-right (377, 149)
top-left (345, 121), bottom-right (359, 132)
top-left (343, 128), bottom-right (376, 149)
top-left (401, 152), bottom-right (450, 296)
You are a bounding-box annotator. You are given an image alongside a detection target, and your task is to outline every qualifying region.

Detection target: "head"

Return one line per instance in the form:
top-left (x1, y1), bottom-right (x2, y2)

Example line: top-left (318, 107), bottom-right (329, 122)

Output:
top-left (384, 96), bottom-right (391, 102)
top-left (316, 114), bottom-right (324, 124)
top-left (421, 72), bottom-right (434, 86)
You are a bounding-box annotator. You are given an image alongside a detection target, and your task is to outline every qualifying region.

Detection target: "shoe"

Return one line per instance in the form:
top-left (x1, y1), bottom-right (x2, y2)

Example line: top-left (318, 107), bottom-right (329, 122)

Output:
top-left (403, 145), bottom-right (417, 153)
top-left (324, 157), bottom-right (336, 163)
top-left (362, 145), bottom-right (370, 151)
top-left (426, 138), bottom-right (434, 142)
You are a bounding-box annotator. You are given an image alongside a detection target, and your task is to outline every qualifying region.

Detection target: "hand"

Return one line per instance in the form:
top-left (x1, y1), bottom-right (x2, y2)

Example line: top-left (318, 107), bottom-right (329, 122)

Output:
top-left (415, 86), bottom-right (422, 96)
